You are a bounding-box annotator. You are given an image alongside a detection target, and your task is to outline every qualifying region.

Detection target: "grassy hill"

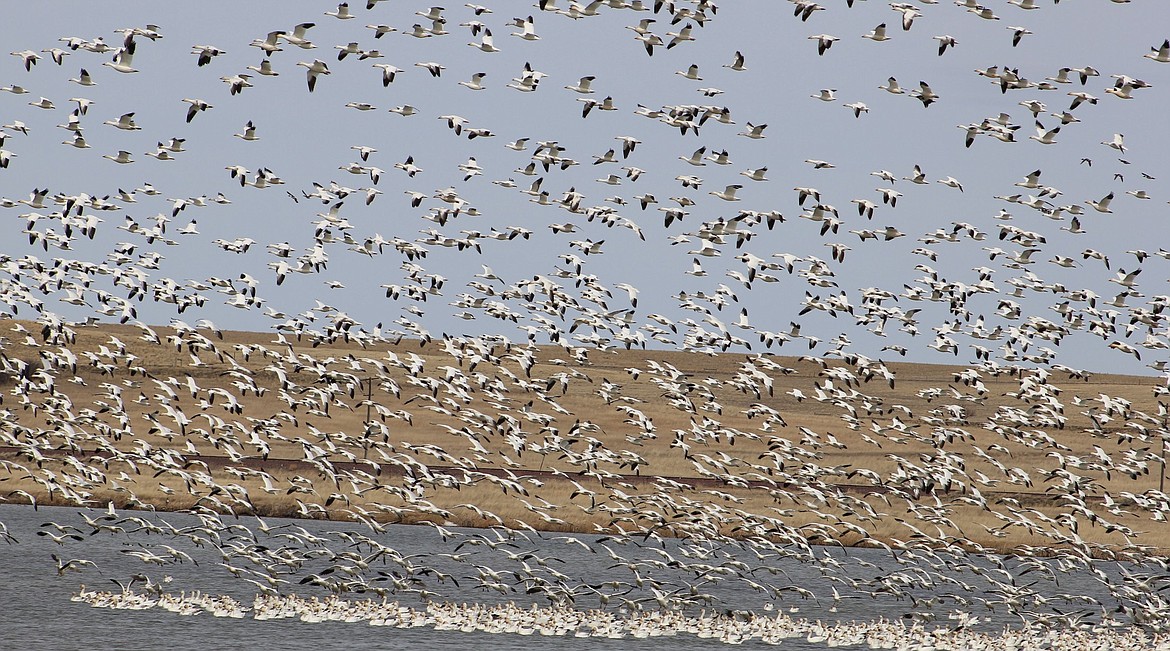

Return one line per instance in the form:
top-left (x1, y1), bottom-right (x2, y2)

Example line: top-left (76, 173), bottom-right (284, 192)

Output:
top-left (1, 317), bottom-right (1167, 557)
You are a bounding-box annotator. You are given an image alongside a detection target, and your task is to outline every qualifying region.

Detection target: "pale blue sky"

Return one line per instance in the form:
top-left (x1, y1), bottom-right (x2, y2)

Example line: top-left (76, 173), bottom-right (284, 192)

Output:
top-left (1, 1), bottom-right (1168, 375)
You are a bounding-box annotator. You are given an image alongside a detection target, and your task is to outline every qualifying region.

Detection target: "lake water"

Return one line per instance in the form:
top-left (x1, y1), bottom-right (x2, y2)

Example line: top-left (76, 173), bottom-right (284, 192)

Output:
top-left (2, 503), bottom-right (1166, 649)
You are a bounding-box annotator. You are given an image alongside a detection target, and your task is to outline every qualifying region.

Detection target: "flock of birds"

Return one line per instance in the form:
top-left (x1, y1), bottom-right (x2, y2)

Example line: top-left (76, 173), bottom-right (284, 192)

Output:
top-left (3, 0), bottom-right (1170, 647)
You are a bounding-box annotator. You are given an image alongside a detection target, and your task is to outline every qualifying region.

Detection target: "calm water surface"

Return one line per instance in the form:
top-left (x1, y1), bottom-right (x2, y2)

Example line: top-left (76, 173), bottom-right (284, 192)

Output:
top-left (0, 504), bottom-right (1153, 650)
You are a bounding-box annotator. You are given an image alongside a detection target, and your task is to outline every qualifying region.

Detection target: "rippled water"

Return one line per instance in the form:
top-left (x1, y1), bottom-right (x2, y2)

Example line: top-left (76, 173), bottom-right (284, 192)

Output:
top-left (0, 503), bottom-right (1152, 649)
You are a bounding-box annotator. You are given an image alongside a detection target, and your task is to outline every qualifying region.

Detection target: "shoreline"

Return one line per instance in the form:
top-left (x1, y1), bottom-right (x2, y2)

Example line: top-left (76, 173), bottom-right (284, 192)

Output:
top-left (3, 445), bottom-right (1158, 561)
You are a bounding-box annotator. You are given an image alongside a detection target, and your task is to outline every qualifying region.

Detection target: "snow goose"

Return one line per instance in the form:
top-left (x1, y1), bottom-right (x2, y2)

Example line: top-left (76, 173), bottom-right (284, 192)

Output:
top-left (506, 75), bottom-right (539, 92)
top-left (1067, 91), bottom-right (1097, 110)
top-left (406, 23), bottom-right (435, 38)
top-left (933, 35), bottom-right (957, 55)
top-left (903, 164), bottom-right (928, 184)
top-left (103, 47), bottom-right (138, 73)
top-left (615, 136), bottom-right (639, 158)
top-left (738, 122), bottom-right (767, 139)
top-left (221, 73), bottom-right (253, 95)
top-left (666, 24), bottom-right (694, 49)
top-left (11, 49), bottom-right (40, 70)
top-left (1070, 65), bottom-right (1099, 84)
top-left (144, 149), bottom-right (174, 161)
top-left (469, 29), bottom-right (500, 52)
top-left (740, 166), bottom-right (768, 181)
top-left (234, 121), bottom-right (259, 141)
top-left (1105, 83), bottom-right (1137, 100)
top-left (1146, 39), bottom-right (1170, 63)
top-left (366, 24), bottom-right (396, 38)
top-left (373, 64), bottom-right (402, 86)
top-left (709, 184), bottom-right (742, 201)
top-left (334, 41), bottom-right (360, 60)
top-left (894, 5), bottom-right (921, 30)
top-left (41, 47), bottom-right (69, 65)
top-left (809, 34), bottom-right (839, 55)
top-left (863, 23), bottom-right (890, 42)
top-left (1009, 26), bottom-right (1032, 47)
top-left (1028, 120), bottom-right (1060, 144)
top-left (704, 149), bottom-right (732, 165)
top-left (69, 68), bottom-right (96, 86)
top-left (192, 44), bottom-right (227, 66)
top-left (844, 101), bottom-right (868, 117)
top-left (102, 150), bottom-right (134, 164)
top-left (416, 5), bottom-right (445, 21)
top-left (877, 187), bottom-right (902, 206)
top-left (1085, 192), bottom-right (1114, 213)
top-left (724, 50), bottom-right (746, 71)
top-left (296, 59), bottom-right (330, 91)
top-left (324, 3), bottom-right (354, 19)
top-left (634, 32), bottom-right (663, 56)
top-left (564, 75), bottom-right (595, 93)
top-left (182, 98), bottom-right (212, 122)
top-left (1101, 133), bottom-right (1125, 152)
top-left (675, 64), bottom-right (702, 80)
top-left (246, 59), bottom-right (279, 76)
top-left (910, 80), bottom-right (939, 106)
top-left (511, 16), bottom-right (540, 41)
top-left (250, 30), bottom-right (285, 54)
top-left (937, 176), bottom-right (963, 192)
top-left (104, 112), bottom-right (140, 131)
top-left (679, 146), bottom-right (706, 166)
top-left (879, 76), bottom-right (904, 94)
top-left (968, 5), bottom-right (1000, 19)
top-left (459, 72), bottom-right (487, 90)
top-left (62, 133), bottom-right (89, 149)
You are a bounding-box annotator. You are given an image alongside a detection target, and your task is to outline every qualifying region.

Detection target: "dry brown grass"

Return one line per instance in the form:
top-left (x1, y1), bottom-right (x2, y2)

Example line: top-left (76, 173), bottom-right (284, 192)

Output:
top-left (1, 317), bottom-right (1168, 558)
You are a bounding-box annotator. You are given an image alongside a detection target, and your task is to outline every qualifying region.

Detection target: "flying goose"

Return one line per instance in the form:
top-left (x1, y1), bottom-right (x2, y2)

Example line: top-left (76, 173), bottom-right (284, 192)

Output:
top-left (459, 72), bottom-right (487, 90)
top-left (234, 121), bottom-right (259, 141)
top-left (903, 164), bottom-right (928, 184)
top-left (103, 47), bottom-right (138, 73)
top-left (933, 35), bottom-right (957, 55)
top-left (296, 59), bottom-right (331, 91)
top-left (879, 76), bottom-right (904, 94)
top-left (863, 24), bottom-right (890, 42)
top-left (469, 29), bottom-right (500, 53)
top-left (844, 101), bottom-right (869, 117)
top-left (511, 16), bottom-right (540, 41)
top-left (324, 2), bottom-right (354, 18)
top-left (679, 146), bottom-right (707, 166)
top-left (182, 98), bottom-right (212, 123)
top-left (723, 50), bottom-right (747, 71)
top-left (1029, 121), bottom-right (1060, 144)
top-left (709, 184), bottom-right (742, 201)
top-left (739, 122), bottom-right (767, 139)
top-left (809, 34), bottom-right (839, 56)
top-left (372, 63), bottom-right (402, 86)
top-left (564, 75), bottom-right (595, 94)
top-left (192, 44), bottom-right (227, 66)
top-left (1085, 192), bottom-right (1114, 213)
top-left (102, 150), bottom-right (134, 164)
top-left (1145, 39), bottom-right (1170, 63)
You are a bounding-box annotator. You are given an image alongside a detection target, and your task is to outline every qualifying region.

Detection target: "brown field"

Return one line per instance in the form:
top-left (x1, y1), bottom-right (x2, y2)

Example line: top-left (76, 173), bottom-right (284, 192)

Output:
top-left (2, 317), bottom-right (1168, 558)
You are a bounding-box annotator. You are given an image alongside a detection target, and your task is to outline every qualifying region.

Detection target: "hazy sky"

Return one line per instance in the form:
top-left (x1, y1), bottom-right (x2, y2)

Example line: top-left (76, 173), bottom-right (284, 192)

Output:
top-left (1, 0), bottom-right (1168, 376)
